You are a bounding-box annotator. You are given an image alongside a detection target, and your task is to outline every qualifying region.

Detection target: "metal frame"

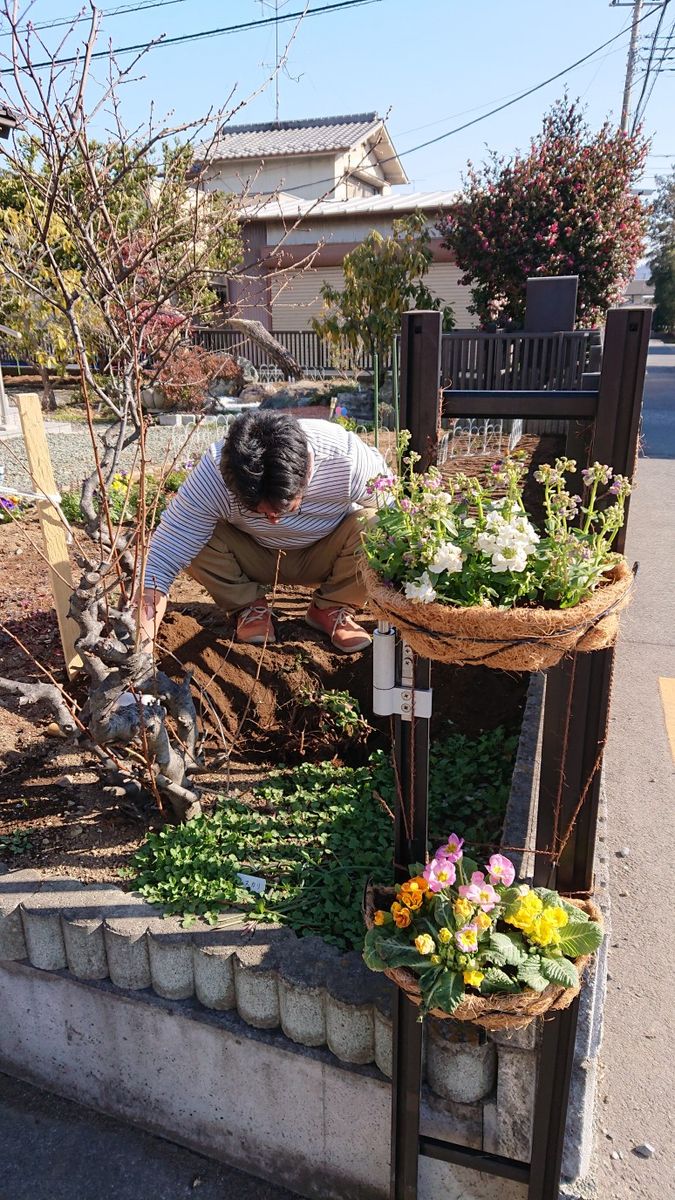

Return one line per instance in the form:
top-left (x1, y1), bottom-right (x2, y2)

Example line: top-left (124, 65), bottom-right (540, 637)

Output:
top-left (389, 307), bottom-right (651, 1200)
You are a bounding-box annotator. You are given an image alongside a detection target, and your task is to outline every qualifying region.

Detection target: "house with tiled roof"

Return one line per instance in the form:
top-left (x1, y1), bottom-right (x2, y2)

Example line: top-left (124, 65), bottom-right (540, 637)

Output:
top-left (198, 112), bottom-right (407, 201)
top-left (199, 113), bottom-right (474, 335)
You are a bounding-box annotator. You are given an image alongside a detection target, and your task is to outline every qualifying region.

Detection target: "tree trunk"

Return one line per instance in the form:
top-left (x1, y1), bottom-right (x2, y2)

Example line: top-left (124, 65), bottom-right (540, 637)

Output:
top-left (220, 318), bottom-right (303, 381)
top-left (38, 365), bottom-right (56, 411)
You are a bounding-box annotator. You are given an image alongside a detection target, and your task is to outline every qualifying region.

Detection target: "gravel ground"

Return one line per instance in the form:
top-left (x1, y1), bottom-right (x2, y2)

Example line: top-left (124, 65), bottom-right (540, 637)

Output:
top-left (0, 419), bottom-right (225, 493)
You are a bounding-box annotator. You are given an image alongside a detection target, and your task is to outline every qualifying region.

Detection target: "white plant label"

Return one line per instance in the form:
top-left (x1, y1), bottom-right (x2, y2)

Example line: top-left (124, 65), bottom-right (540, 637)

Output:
top-left (236, 872), bottom-right (266, 895)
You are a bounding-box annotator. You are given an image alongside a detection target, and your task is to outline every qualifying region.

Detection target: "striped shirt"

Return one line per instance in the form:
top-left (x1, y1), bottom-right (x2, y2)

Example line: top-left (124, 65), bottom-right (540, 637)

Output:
top-left (144, 419), bottom-right (387, 594)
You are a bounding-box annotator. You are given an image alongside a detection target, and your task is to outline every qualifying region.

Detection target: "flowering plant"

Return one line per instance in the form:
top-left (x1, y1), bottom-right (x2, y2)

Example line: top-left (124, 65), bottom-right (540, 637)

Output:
top-left (0, 494), bottom-right (30, 524)
top-left (363, 441), bottom-right (630, 610)
top-left (364, 840), bottom-right (603, 1017)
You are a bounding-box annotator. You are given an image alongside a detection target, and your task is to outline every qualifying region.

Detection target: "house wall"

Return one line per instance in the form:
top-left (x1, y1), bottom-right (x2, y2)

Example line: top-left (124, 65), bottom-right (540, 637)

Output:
top-left (269, 262), bottom-right (475, 331)
top-left (204, 154), bottom-right (339, 201)
top-left (270, 266), bottom-right (344, 331)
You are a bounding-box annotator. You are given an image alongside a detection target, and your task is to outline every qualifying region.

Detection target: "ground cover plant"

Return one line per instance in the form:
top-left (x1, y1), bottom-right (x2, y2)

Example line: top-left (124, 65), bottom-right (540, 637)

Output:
top-left (130, 719), bottom-right (520, 949)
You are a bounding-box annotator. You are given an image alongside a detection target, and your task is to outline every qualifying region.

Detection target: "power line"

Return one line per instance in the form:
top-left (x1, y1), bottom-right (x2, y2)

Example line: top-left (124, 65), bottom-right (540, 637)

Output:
top-left (0, 0), bottom-right (191, 38)
top-left (0, 0), bottom-right (381, 72)
top-left (394, 2), bottom-right (668, 161)
top-left (631, 0), bottom-right (673, 129)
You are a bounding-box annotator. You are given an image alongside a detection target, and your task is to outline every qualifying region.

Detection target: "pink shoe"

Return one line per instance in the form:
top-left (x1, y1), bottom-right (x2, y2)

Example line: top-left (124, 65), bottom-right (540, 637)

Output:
top-left (236, 602), bottom-right (276, 645)
top-left (305, 602), bottom-right (371, 653)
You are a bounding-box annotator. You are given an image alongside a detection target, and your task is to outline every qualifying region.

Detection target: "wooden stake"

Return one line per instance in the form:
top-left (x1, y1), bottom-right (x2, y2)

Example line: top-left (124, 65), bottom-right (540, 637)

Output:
top-left (16, 393), bottom-right (82, 679)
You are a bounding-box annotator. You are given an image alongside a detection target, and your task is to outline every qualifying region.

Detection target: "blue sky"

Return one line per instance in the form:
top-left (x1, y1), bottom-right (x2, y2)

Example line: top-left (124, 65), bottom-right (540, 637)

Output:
top-left (1, 0), bottom-right (673, 192)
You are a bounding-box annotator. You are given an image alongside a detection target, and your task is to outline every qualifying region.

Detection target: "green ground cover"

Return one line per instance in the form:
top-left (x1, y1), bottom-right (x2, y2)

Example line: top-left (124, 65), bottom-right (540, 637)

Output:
top-left (131, 720), bottom-right (520, 950)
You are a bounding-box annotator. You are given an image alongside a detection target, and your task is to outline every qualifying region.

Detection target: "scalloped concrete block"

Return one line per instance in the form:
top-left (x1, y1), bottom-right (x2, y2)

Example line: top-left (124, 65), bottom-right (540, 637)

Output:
top-left (373, 977), bottom-right (395, 1078)
top-left (103, 917), bottom-right (151, 990)
top-left (233, 927), bottom-right (294, 1030)
top-left (20, 878), bottom-right (85, 971)
top-left (148, 920), bottom-right (194, 1000)
top-left (0, 869), bottom-right (44, 961)
top-left (278, 936), bottom-right (338, 1047)
top-left (60, 884), bottom-right (135, 980)
top-left (496, 1045), bottom-right (538, 1161)
top-left (426, 1020), bottom-right (496, 1104)
top-left (192, 925), bottom-right (248, 1011)
top-left (325, 952), bottom-right (375, 1065)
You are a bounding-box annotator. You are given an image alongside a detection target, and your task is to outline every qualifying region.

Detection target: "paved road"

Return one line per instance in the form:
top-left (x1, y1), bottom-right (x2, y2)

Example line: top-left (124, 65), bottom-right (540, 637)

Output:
top-left (590, 340), bottom-right (675, 1198)
top-left (0, 1071), bottom-right (299, 1200)
top-left (641, 340), bottom-right (675, 458)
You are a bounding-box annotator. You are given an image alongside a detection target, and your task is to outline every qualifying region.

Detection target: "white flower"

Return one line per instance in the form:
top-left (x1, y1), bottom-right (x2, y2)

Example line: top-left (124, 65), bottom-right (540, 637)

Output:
top-left (404, 572), bottom-right (437, 603)
top-left (463, 517), bottom-right (476, 528)
top-left (429, 541), bottom-right (464, 575)
top-left (491, 546), bottom-right (528, 573)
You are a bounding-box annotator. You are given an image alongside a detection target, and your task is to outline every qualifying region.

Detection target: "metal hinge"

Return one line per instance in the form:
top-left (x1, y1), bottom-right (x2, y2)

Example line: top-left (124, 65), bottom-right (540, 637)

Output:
top-left (372, 628), bottom-right (433, 721)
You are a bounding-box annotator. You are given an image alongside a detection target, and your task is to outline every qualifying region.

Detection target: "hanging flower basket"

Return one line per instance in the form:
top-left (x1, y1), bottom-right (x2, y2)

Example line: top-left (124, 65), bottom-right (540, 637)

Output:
top-left (361, 558), bottom-right (634, 672)
top-left (364, 883), bottom-right (601, 1030)
top-left (361, 452), bottom-right (635, 671)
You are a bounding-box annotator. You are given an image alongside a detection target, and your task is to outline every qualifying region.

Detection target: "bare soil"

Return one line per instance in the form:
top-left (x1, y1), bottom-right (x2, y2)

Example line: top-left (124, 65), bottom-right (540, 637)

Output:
top-left (0, 435), bottom-right (559, 885)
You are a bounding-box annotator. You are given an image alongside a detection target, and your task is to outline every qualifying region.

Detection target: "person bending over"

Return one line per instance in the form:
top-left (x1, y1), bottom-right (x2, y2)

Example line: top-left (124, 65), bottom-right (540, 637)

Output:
top-left (138, 411), bottom-right (386, 655)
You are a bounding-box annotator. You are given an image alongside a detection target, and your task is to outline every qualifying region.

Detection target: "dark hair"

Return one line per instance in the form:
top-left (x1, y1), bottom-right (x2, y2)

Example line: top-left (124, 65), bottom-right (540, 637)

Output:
top-left (220, 411), bottom-right (310, 511)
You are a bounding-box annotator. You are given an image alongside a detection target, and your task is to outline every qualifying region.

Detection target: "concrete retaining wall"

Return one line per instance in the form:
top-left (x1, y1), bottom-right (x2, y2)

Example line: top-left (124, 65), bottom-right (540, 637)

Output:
top-left (0, 958), bottom-right (525, 1200)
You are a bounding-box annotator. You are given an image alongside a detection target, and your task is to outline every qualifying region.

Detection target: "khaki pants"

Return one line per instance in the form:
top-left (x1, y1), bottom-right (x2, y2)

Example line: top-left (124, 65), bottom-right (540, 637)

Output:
top-left (187, 507), bottom-right (376, 613)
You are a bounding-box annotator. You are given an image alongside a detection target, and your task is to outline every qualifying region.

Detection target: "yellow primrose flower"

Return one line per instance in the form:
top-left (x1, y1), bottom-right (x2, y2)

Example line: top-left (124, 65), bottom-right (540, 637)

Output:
top-left (454, 898), bottom-right (473, 921)
top-left (474, 912), bottom-right (492, 932)
top-left (430, 955), bottom-right (442, 965)
top-left (547, 906), bottom-right (569, 928)
top-left (527, 915), bottom-right (560, 947)
top-left (373, 910), bottom-right (387, 926)
top-left (414, 934), bottom-right (435, 956)
top-left (437, 927), bottom-right (452, 945)
top-left (463, 969), bottom-right (485, 989)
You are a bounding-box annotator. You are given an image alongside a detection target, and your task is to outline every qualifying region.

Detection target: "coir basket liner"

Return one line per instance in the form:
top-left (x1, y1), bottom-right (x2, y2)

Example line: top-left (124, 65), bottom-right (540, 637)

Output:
top-left (361, 558), bottom-right (633, 671)
top-left (364, 885), bottom-right (602, 1031)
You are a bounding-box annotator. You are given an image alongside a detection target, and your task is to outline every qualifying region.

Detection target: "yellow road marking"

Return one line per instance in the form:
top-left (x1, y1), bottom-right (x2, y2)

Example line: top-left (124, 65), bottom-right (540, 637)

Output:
top-left (658, 678), bottom-right (675, 763)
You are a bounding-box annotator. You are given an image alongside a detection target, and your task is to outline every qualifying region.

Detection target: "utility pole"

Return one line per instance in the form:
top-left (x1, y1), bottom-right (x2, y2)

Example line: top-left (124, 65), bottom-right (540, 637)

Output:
top-left (620, 0), bottom-right (644, 132)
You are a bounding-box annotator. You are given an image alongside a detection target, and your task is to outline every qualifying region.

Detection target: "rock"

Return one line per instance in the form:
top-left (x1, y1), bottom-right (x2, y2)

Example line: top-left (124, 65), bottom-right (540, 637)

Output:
top-left (208, 377), bottom-right (240, 399)
top-left (633, 1143), bottom-right (655, 1159)
top-left (610, 1151), bottom-right (621, 1161)
top-left (55, 774), bottom-right (75, 788)
top-left (236, 356), bottom-right (258, 384)
top-left (239, 382), bottom-right (275, 405)
top-left (616, 846), bottom-right (630, 858)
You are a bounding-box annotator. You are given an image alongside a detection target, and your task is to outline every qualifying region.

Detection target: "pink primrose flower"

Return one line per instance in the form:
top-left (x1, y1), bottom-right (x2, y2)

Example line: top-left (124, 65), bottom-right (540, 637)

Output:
top-left (437, 833), bottom-right (464, 862)
top-left (423, 855), bottom-right (456, 893)
top-left (455, 924), bottom-right (479, 954)
top-left (486, 854), bottom-right (516, 887)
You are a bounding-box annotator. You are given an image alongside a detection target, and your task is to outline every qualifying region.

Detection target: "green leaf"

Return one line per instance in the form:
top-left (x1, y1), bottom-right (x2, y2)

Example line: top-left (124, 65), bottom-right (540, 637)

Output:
top-left (517, 959), bottom-right (550, 992)
top-left (425, 970), bottom-right (464, 1015)
top-left (480, 967), bottom-right (521, 994)
top-left (489, 931), bottom-right (528, 967)
top-left (539, 956), bottom-right (579, 989)
top-left (557, 921), bottom-right (603, 958)
top-left (363, 928), bottom-right (389, 972)
top-left (557, 898), bottom-right (591, 923)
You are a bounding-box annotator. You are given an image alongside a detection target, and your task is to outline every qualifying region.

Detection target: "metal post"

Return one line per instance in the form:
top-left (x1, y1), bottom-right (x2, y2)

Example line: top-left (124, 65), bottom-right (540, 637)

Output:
top-left (529, 308), bottom-right (651, 1200)
top-left (399, 311), bottom-right (442, 472)
top-left (391, 644), bottom-right (431, 1200)
top-left (390, 311), bottom-right (441, 1200)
